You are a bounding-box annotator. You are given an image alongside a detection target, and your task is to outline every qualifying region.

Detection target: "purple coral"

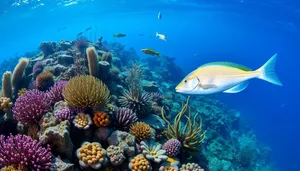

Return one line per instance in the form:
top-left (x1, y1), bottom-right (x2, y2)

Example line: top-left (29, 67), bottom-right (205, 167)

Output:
top-left (12, 89), bottom-right (50, 125)
top-left (0, 134), bottom-right (52, 170)
top-left (32, 61), bottom-right (44, 76)
top-left (162, 139), bottom-right (182, 157)
top-left (113, 107), bottom-right (138, 130)
top-left (55, 108), bottom-right (75, 121)
top-left (46, 80), bottom-right (68, 104)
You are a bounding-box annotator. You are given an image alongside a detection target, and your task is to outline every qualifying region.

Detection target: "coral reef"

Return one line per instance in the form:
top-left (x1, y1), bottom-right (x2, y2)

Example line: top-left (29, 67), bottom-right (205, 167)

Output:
top-left (93, 111), bottom-right (110, 127)
top-left (180, 163), bottom-right (204, 171)
top-left (129, 154), bottom-right (152, 171)
top-left (46, 80), bottom-right (67, 104)
top-left (130, 122), bottom-right (152, 141)
top-left (106, 145), bottom-right (126, 166)
top-left (76, 142), bottom-right (108, 169)
top-left (62, 75), bottom-right (110, 108)
top-left (36, 71), bottom-right (55, 91)
top-left (108, 130), bottom-right (136, 157)
top-left (54, 108), bottom-right (74, 121)
top-left (73, 113), bottom-right (92, 129)
top-left (163, 139), bottom-right (182, 157)
top-left (0, 134), bottom-right (52, 170)
top-left (113, 107), bottom-right (138, 130)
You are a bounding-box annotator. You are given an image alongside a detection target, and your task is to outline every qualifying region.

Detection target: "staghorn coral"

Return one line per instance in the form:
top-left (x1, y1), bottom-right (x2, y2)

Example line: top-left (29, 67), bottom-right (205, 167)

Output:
top-left (0, 97), bottom-right (13, 113)
top-left (86, 47), bottom-right (99, 77)
top-left (102, 52), bottom-right (113, 64)
top-left (17, 88), bottom-right (27, 97)
top-left (106, 145), bottom-right (126, 166)
top-left (141, 140), bottom-right (168, 163)
top-left (93, 111), bottom-right (110, 127)
top-left (36, 71), bottom-right (55, 91)
top-left (113, 107), bottom-right (138, 130)
top-left (12, 58), bottom-right (29, 89)
top-left (62, 75), bottom-right (110, 108)
top-left (162, 139), bottom-right (182, 157)
top-left (73, 113), bottom-right (92, 129)
top-left (76, 142), bottom-right (108, 169)
top-left (2, 71), bottom-right (12, 99)
top-left (119, 89), bottom-right (152, 118)
top-left (46, 80), bottom-right (68, 104)
top-left (0, 134), bottom-right (52, 171)
top-left (161, 96), bottom-right (206, 152)
top-left (130, 122), bottom-right (152, 141)
top-left (12, 89), bottom-right (51, 125)
top-left (55, 108), bottom-right (75, 121)
top-left (129, 154), bottom-right (152, 171)
top-left (179, 163), bottom-right (204, 171)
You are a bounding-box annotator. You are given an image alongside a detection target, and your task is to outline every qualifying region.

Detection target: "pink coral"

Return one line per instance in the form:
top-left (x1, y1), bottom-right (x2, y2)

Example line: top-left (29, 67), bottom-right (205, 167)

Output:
top-left (162, 139), bottom-right (182, 157)
top-left (0, 134), bottom-right (52, 171)
top-left (12, 89), bottom-right (51, 125)
top-left (46, 80), bottom-right (68, 104)
top-left (54, 108), bottom-right (75, 121)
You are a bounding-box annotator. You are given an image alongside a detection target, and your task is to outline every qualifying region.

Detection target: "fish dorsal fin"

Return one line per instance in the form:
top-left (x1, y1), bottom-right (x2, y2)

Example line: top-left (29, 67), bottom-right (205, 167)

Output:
top-left (199, 62), bottom-right (252, 71)
top-left (223, 81), bottom-right (249, 93)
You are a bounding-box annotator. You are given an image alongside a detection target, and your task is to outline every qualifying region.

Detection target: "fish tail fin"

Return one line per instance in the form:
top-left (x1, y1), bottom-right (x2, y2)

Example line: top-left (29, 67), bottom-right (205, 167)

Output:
top-left (256, 53), bottom-right (282, 86)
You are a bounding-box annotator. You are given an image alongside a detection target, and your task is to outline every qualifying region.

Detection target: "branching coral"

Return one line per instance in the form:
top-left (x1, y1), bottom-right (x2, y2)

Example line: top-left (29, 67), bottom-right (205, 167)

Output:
top-left (0, 134), bottom-right (52, 171)
top-left (12, 89), bottom-right (51, 125)
top-left (36, 71), bottom-right (55, 91)
top-left (141, 140), bottom-right (168, 163)
top-left (161, 96), bottom-right (206, 152)
top-left (113, 107), bottom-right (138, 130)
top-left (76, 142), bottom-right (108, 169)
top-left (62, 75), bottom-right (110, 108)
top-left (93, 111), bottom-right (110, 127)
top-left (130, 122), bottom-right (152, 141)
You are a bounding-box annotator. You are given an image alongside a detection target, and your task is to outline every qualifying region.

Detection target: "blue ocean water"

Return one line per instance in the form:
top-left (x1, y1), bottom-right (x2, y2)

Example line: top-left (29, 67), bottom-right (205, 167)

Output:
top-left (0, 0), bottom-right (299, 170)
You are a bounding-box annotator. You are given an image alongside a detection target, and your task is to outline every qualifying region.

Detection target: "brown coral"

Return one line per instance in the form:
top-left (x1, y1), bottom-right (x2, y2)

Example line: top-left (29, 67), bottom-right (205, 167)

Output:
top-left (129, 154), bottom-right (151, 171)
top-left (130, 122), bottom-right (152, 141)
top-left (36, 71), bottom-right (54, 91)
top-left (62, 75), bottom-right (110, 108)
top-left (0, 97), bottom-right (13, 113)
top-left (18, 88), bottom-right (27, 97)
top-left (93, 111), bottom-right (110, 127)
top-left (86, 47), bottom-right (99, 77)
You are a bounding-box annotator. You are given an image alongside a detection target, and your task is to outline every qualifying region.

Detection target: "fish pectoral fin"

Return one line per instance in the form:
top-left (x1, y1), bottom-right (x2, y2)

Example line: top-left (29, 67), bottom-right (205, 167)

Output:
top-left (223, 81), bottom-right (249, 93)
top-left (201, 84), bottom-right (217, 90)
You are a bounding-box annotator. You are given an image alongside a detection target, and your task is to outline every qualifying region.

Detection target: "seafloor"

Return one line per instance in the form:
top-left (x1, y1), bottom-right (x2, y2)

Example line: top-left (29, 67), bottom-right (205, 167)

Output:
top-left (0, 36), bottom-right (275, 171)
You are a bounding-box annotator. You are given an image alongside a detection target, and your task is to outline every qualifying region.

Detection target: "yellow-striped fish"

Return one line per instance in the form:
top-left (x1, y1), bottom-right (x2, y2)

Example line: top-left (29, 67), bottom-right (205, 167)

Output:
top-left (175, 54), bottom-right (282, 95)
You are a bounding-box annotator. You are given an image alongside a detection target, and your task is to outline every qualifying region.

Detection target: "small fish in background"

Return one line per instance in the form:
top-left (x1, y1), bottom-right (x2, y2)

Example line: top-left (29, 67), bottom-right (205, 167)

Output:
top-left (158, 12), bottom-right (162, 20)
top-left (141, 48), bottom-right (161, 57)
top-left (85, 26), bottom-right (92, 31)
top-left (77, 32), bottom-right (84, 37)
top-left (175, 53), bottom-right (282, 95)
top-left (156, 32), bottom-right (166, 41)
top-left (57, 26), bottom-right (67, 31)
top-left (113, 33), bottom-right (126, 38)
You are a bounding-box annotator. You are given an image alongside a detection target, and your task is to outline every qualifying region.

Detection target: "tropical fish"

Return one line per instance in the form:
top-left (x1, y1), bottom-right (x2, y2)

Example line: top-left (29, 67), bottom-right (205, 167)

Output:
top-left (141, 48), bottom-right (161, 57)
top-left (113, 33), bottom-right (126, 38)
top-left (158, 12), bottom-right (162, 20)
top-left (57, 26), bottom-right (67, 31)
top-left (156, 32), bottom-right (166, 41)
top-left (175, 53), bottom-right (282, 95)
top-left (85, 26), bottom-right (92, 31)
top-left (77, 32), bottom-right (84, 37)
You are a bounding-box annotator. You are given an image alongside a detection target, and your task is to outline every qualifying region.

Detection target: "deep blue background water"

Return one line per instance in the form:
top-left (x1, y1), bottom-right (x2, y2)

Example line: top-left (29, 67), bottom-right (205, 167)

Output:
top-left (0, 0), bottom-right (299, 170)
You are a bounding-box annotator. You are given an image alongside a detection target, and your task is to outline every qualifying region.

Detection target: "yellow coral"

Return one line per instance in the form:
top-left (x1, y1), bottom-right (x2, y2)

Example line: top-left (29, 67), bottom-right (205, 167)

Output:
top-left (73, 113), bottom-right (92, 129)
top-left (93, 111), bottom-right (110, 127)
top-left (129, 155), bottom-right (151, 171)
top-left (0, 165), bottom-right (26, 171)
top-left (130, 122), bottom-right (152, 141)
top-left (161, 166), bottom-right (178, 171)
top-left (62, 75), bottom-right (110, 108)
top-left (18, 88), bottom-right (27, 97)
top-left (0, 97), bottom-right (13, 113)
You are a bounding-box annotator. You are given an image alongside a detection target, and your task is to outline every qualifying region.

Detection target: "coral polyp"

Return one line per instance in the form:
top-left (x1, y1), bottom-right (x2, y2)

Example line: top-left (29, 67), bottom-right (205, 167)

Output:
top-left (93, 111), bottom-right (110, 127)
top-left (73, 113), bottom-right (92, 129)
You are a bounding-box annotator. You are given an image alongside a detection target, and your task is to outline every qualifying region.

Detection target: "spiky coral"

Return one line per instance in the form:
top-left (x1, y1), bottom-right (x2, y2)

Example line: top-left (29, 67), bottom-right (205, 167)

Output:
top-left (74, 36), bottom-right (89, 53)
top-left (12, 89), bottom-right (50, 125)
top-left (119, 89), bottom-right (152, 118)
top-left (113, 107), bottom-right (138, 130)
top-left (0, 134), bottom-right (52, 171)
top-left (93, 111), bottom-right (110, 127)
top-left (161, 96), bottom-right (206, 152)
top-left (62, 75), bottom-right (110, 108)
top-left (36, 71), bottom-right (54, 91)
top-left (86, 47), bottom-right (99, 77)
top-left (46, 80), bottom-right (67, 104)
top-left (130, 122), bottom-right (152, 141)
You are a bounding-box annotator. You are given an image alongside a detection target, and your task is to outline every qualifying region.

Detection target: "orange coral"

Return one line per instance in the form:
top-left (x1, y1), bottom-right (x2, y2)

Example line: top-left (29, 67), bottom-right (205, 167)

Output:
top-left (36, 71), bottom-right (54, 91)
top-left (93, 111), bottom-right (110, 127)
top-left (0, 97), bottom-right (13, 113)
top-left (130, 122), bottom-right (152, 141)
top-left (129, 154), bottom-right (151, 171)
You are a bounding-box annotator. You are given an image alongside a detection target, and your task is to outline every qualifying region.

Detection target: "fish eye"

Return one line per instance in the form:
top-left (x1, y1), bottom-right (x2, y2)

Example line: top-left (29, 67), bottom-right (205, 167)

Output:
top-left (184, 80), bottom-right (187, 83)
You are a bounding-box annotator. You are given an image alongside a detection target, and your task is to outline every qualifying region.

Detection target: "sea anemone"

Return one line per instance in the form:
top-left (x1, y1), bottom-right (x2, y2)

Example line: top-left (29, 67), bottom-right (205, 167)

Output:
top-left (130, 122), bottom-right (152, 141)
top-left (62, 75), bottom-right (110, 108)
top-left (73, 113), bottom-right (92, 129)
top-left (12, 89), bottom-right (50, 125)
top-left (93, 111), bottom-right (110, 127)
top-left (46, 80), bottom-right (68, 104)
top-left (118, 89), bottom-right (152, 118)
top-left (36, 71), bottom-right (55, 91)
top-left (113, 107), bottom-right (138, 130)
top-left (162, 139), bottom-right (182, 157)
top-left (141, 140), bottom-right (168, 163)
top-left (0, 134), bottom-right (52, 171)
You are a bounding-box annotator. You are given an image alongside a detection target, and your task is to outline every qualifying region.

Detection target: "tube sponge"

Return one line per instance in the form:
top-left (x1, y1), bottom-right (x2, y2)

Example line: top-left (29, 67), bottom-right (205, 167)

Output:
top-left (1, 71), bottom-right (13, 99)
top-left (12, 58), bottom-right (29, 89)
top-left (86, 47), bottom-right (99, 77)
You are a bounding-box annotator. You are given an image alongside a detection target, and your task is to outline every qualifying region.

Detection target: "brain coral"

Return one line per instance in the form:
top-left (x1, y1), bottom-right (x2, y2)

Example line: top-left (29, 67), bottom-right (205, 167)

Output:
top-left (62, 75), bottom-right (110, 108)
top-left (130, 122), bottom-right (152, 141)
top-left (12, 89), bottom-right (50, 125)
